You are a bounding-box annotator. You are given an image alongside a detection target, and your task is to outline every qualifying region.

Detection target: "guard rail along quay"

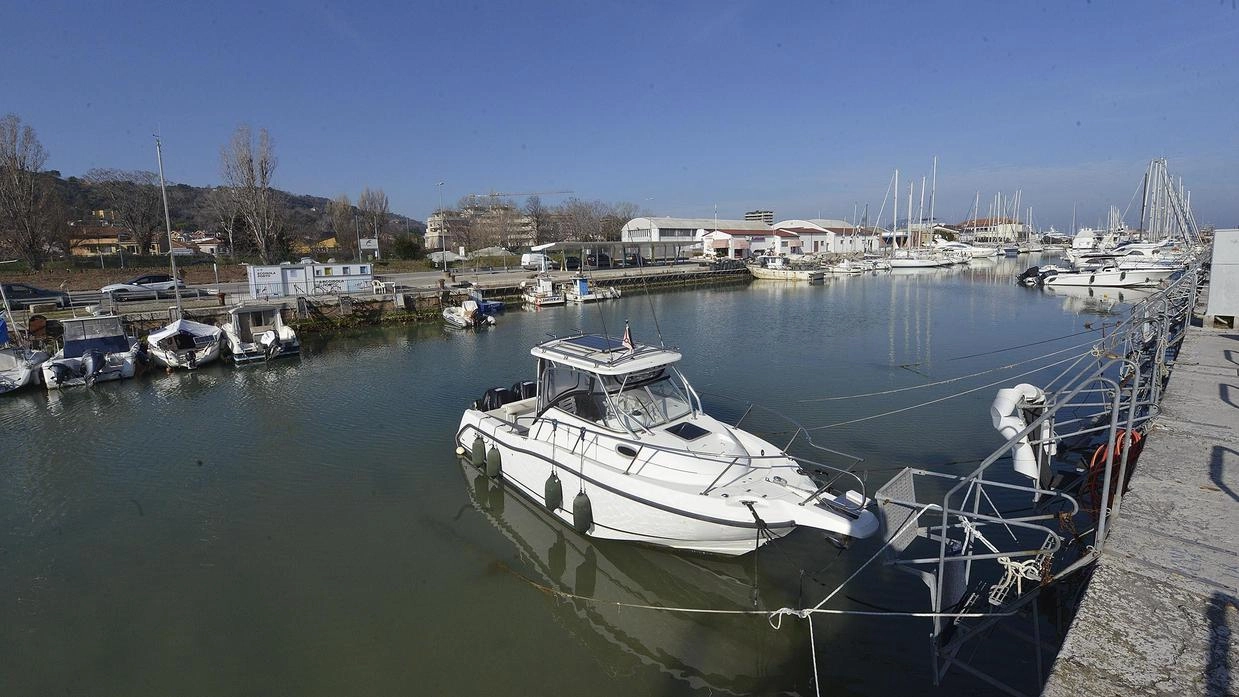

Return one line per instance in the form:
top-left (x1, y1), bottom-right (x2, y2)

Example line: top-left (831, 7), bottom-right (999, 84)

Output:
top-left (873, 251), bottom-right (1236, 696)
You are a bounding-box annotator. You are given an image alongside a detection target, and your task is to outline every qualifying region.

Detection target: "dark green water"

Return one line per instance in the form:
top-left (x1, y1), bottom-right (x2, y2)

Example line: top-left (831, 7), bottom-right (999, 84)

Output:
top-left (0, 257), bottom-right (1149, 696)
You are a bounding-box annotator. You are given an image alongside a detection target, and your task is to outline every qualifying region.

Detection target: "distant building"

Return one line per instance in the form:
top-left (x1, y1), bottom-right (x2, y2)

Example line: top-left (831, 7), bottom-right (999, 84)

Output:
top-left (745, 210), bottom-right (774, 225)
top-left (426, 203), bottom-right (536, 251)
top-left (67, 225), bottom-right (140, 256)
top-left (772, 219), bottom-right (880, 254)
top-left (958, 217), bottom-right (1029, 242)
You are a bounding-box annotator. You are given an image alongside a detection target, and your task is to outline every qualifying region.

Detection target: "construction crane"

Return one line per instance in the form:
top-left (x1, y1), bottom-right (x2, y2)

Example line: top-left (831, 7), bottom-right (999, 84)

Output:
top-left (467, 189), bottom-right (574, 203)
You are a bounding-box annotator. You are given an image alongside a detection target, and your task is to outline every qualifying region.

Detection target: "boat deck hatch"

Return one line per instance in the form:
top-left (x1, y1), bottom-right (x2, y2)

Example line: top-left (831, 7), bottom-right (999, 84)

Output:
top-left (665, 422), bottom-right (709, 441)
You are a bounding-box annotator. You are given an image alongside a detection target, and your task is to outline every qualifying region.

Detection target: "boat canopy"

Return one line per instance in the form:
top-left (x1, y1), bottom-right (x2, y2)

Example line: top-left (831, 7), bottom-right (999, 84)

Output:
top-left (60, 316), bottom-right (130, 358)
top-left (531, 334), bottom-right (681, 376)
top-left (147, 319), bottom-right (222, 345)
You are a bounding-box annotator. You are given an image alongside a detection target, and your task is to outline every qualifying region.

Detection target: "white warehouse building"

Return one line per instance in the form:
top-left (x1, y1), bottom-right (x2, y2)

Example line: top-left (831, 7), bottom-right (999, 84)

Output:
top-left (773, 219), bottom-right (880, 254)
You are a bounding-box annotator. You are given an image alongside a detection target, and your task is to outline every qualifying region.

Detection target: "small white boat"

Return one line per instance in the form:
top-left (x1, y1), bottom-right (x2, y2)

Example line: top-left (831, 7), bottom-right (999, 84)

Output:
top-left (748, 255), bottom-right (824, 281)
top-left (521, 275), bottom-right (565, 307)
top-left (146, 318), bottom-right (223, 370)
top-left (563, 274), bottom-right (621, 303)
top-left (444, 299), bottom-right (496, 329)
top-left (0, 338), bottom-right (48, 393)
top-left (221, 304), bottom-right (300, 364)
top-left (455, 330), bottom-right (877, 556)
top-left (42, 315), bottom-right (138, 389)
top-left (0, 294), bottom-right (50, 393)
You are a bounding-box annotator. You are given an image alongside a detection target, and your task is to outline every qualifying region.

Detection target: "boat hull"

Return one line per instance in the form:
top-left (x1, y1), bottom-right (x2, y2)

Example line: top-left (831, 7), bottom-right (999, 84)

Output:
top-left (748, 266), bottom-right (824, 281)
top-left (1043, 268), bottom-right (1173, 288)
top-left (149, 341), bottom-right (222, 370)
top-left (0, 348), bottom-right (49, 394)
top-left (456, 408), bottom-right (876, 556)
top-left (42, 352), bottom-right (137, 389)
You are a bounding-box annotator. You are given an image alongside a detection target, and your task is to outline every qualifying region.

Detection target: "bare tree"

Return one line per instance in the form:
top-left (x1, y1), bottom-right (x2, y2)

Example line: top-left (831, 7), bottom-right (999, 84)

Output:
top-left (202, 186), bottom-right (243, 258)
top-left (328, 193), bottom-right (356, 258)
top-left (0, 114), bottom-right (58, 269)
top-left (84, 168), bottom-right (162, 254)
top-left (357, 187), bottom-right (389, 254)
top-left (219, 125), bottom-right (286, 263)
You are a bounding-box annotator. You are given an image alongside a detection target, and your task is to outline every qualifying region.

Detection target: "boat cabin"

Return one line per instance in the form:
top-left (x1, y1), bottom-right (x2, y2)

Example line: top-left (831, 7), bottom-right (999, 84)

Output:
top-left (59, 316), bottom-right (130, 358)
top-left (228, 304), bottom-right (286, 342)
top-left (530, 334), bottom-right (700, 434)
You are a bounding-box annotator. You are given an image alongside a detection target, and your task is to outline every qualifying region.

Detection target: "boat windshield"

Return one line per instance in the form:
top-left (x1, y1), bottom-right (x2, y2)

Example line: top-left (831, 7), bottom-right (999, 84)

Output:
top-left (538, 363), bottom-right (695, 432)
top-left (602, 369), bottom-right (693, 431)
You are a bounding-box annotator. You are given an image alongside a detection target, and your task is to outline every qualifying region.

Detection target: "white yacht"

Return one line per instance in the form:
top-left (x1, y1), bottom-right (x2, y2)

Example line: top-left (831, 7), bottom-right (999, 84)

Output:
top-left (42, 315), bottom-right (139, 389)
top-left (220, 304), bottom-right (300, 364)
top-left (1042, 262), bottom-right (1173, 288)
top-left (455, 331), bottom-right (877, 556)
top-left (146, 319), bottom-right (224, 370)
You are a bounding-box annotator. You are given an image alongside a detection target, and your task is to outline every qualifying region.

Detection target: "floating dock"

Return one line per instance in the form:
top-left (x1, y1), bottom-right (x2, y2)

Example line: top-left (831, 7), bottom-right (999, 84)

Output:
top-left (1042, 317), bottom-right (1239, 695)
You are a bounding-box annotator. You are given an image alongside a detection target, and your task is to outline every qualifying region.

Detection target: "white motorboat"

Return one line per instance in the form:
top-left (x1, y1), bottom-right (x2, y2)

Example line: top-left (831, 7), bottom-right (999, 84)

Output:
top-left (563, 274), bottom-right (621, 303)
top-left (146, 318), bottom-right (223, 370)
top-left (455, 330), bottom-right (877, 556)
top-left (747, 255), bottom-right (824, 281)
top-left (221, 304), bottom-right (300, 363)
top-left (522, 275), bottom-right (565, 307)
top-left (1042, 263), bottom-right (1172, 288)
top-left (42, 315), bottom-right (138, 389)
top-left (443, 298), bottom-right (495, 329)
top-left (933, 239), bottom-right (998, 259)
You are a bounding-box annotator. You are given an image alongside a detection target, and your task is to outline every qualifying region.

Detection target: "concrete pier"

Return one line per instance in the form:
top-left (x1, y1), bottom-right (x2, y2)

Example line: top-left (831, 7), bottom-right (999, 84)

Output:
top-left (1042, 325), bottom-right (1239, 695)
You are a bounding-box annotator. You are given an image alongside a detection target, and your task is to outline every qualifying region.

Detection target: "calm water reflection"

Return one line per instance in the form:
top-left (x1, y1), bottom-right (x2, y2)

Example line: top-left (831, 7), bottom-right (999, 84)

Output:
top-left (1, 256), bottom-right (1132, 695)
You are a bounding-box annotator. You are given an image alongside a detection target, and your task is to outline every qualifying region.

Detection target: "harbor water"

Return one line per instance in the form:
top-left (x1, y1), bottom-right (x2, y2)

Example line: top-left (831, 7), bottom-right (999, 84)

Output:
top-left (0, 256), bottom-right (1152, 695)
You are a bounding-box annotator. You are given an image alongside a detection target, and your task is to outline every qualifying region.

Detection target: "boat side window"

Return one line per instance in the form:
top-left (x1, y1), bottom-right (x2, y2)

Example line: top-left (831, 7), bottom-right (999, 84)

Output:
top-left (539, 365), bottom-right (604, 421)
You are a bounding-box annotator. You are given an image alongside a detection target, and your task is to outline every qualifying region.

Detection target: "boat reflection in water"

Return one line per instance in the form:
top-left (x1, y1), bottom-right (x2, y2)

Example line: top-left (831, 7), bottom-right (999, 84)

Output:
top-left (1044, 284), bottom-right (1156, 316)
top-left (459, 458), bottom-right (808, 694)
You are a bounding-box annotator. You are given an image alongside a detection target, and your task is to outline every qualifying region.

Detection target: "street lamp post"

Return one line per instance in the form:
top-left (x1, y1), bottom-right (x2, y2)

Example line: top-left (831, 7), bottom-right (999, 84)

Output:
top-left (436, 181), bottom-right (446, 272)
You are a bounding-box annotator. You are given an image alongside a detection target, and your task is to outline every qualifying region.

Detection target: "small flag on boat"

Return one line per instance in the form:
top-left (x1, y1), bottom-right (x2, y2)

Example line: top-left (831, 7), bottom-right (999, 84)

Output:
top-left (622, 321), bottom-right (634, 355)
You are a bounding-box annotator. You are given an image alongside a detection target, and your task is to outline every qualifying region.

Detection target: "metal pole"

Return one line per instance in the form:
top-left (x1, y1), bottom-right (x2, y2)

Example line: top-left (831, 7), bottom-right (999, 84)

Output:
top-left (155, 135), bottom-right (182, 314)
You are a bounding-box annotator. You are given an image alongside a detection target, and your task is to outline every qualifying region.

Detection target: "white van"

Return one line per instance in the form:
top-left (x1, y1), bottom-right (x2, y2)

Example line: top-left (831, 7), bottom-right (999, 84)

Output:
top-left (521, 253), bottom-right (550, 270)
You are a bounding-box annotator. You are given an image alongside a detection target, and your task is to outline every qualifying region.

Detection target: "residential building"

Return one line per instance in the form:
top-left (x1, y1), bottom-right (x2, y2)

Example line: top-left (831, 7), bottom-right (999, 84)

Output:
top-left (427, 203), bottom-right (536, 251)
top-left (745, 210), bottom-right (774, 225)
top-left (67, 225), bottom-right (140, 256)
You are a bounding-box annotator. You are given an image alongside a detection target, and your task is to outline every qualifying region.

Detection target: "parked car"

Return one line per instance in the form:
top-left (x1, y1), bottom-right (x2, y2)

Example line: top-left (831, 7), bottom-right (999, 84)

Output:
top-left (585, 252), bottom-right (612, 268)
top-left (622, 253), bottom-right (646, 267)
top-left (1, 282), bottom-right (71, 309)
top-left (100, 273), bottom-right (186, 295)
top-left (561, 256), bottom-right (581, 270)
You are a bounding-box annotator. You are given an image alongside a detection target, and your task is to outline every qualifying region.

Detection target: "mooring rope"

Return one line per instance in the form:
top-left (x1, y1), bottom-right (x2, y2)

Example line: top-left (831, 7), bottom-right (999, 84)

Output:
top-left (805, 352), bottom-right (1090, 431)
top-left (797, 336), bottom-right (1101, 403)
top-left (946, 324), bottom-right (1105, 361)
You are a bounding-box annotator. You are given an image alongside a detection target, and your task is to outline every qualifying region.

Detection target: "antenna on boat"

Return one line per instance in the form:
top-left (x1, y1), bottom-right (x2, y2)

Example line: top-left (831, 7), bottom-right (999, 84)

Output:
top-left (154, 134), bottom-right (183, 316)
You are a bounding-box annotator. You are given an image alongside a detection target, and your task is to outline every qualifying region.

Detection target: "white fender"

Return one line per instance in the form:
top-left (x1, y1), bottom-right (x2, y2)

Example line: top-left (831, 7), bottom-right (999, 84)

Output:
top-left (990, 383), bottom-right (1046, 480)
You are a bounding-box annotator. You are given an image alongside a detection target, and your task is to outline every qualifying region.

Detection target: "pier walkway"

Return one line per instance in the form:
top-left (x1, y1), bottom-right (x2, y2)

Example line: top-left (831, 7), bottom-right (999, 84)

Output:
top-left (1042, 324), bottom-right (1239, 696)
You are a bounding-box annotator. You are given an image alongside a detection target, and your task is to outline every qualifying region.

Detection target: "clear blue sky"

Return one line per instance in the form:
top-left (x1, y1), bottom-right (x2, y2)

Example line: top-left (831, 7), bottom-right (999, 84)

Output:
top-left (2, 1), bottom-right (1236, 230)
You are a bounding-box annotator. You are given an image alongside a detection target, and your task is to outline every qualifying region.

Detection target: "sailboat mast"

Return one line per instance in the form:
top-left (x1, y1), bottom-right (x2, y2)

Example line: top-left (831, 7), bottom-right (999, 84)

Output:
top-left (929, 155), bottom-right (937, 228)
top-left (155, 136), bottom-right (183, 314)
top-left (893, 169), bottom-right (899, 250)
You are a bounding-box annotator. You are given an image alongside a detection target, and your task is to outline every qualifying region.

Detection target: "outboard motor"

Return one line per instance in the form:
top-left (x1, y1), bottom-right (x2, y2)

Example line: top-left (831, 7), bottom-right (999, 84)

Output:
top-left (259, 330), bottom-right (281, 359)
top-left (1016, 266), bottom-right (1042, 286)
top-left (510, 381), bottom-right (536, 400)
top-left (476, 387), bottom-right (517, 411)
top-left (991, 383), bottom-right (1057, 498)
top-left (81, 349), bottom-right (106, 386)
